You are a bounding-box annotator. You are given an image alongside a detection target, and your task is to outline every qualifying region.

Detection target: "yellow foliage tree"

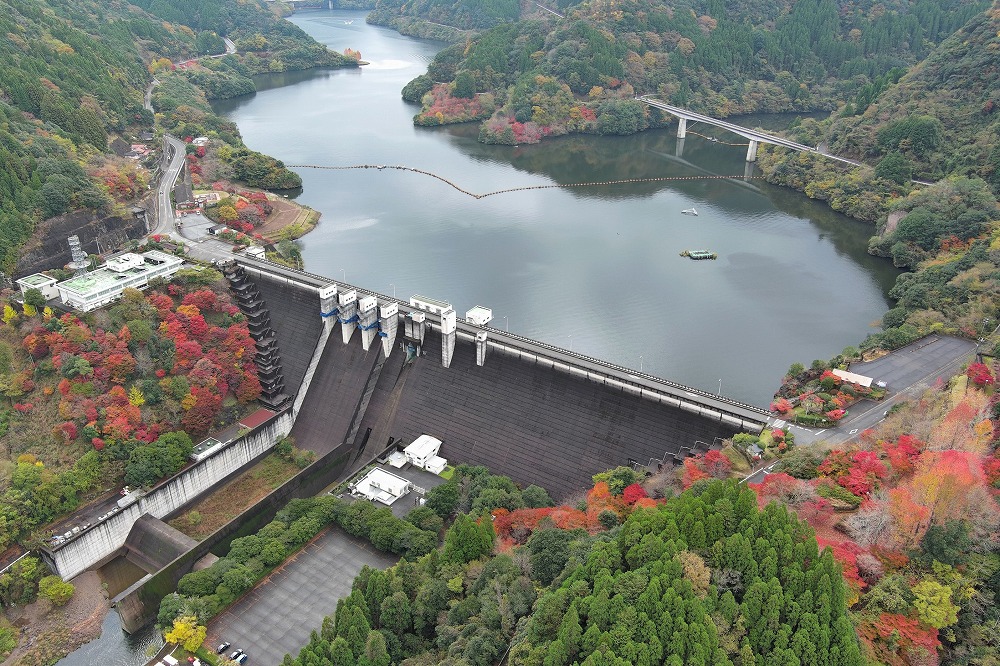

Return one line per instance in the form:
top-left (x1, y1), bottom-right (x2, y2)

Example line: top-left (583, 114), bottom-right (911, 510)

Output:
top-left (181, 393), bottom-right (197, 411)
top-left (164, 616), bottom-right (207, 653)
top-left (128, 386), bottom-right (145, 407)
top-left (21, 303), bottom-right (36, 317)
top-left (2, 304), bottom-right (18, 325)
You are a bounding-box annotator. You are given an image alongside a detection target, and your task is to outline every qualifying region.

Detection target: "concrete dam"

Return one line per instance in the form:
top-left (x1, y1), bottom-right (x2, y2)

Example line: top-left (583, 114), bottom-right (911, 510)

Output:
top-left (41, 258), bottom-right (768, 590)
top-left (238, 259), bottom-right (768, 498)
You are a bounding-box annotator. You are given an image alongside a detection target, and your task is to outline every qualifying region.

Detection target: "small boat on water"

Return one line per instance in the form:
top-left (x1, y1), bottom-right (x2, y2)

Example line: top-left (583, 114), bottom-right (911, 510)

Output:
top-left (680, 250), bottom-right (717, 260)
top-left (681, 208), bottom-right (698, 216)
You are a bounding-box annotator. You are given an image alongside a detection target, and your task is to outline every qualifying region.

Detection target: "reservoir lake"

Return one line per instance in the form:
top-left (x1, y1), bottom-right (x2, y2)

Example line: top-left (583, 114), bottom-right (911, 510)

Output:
top-left (212, 9), bottom-right (900, 407)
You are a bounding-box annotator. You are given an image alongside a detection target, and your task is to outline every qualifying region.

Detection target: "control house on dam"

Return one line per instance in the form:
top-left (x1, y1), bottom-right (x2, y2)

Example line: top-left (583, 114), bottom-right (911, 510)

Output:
top-left (232, 258), bottom-right (769, 499)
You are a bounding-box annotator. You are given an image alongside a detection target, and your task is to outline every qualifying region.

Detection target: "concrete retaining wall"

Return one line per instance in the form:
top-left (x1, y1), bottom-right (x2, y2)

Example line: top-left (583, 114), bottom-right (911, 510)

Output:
top-left (113, 438), bottom-right (356, 633)
top-left (42, 411), bottom-right (294, 581)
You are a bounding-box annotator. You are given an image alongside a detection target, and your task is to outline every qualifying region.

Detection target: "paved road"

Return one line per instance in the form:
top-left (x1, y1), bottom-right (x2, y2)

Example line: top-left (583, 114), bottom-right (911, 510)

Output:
top-left (152, 134), bottom-right (188, 238)
top-left (759, 334), bottom-right (979, 457)
top-left (206, 527), bottom-right (397, 666)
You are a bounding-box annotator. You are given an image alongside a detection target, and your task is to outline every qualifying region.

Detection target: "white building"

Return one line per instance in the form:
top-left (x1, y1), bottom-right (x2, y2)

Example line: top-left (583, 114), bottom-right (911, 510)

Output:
top-left (16, 273), bottom-right (59, 301)
top-left (465, 305), bottom-right (493, 326)
top-left (351, 468), bottom-right (412, 506)
top-left (55, 250), bottom-right (184, 312)
top-left (404, 434), bottom-right (444, 470)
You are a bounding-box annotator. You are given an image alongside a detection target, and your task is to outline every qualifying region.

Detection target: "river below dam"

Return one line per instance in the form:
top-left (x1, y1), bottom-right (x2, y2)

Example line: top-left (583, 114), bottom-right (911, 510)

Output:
top-left (212, 9), bottom-right (901, 407)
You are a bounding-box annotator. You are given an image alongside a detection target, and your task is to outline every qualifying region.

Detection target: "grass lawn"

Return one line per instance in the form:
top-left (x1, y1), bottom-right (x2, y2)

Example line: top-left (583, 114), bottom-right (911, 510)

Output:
top-left (168, 453), bottom-right (300, 539)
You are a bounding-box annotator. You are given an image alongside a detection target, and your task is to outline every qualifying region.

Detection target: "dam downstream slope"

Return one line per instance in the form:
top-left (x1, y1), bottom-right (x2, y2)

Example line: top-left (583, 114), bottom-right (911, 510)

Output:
top-left (249, 268), bottom-right (748, 498)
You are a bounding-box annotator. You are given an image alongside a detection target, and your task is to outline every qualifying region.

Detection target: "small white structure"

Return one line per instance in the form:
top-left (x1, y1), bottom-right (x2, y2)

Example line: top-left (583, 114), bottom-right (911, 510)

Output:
top-left (244, 245), bottom-right (266, 260)
top-left (410, 295), bottom-right (452, 316)
top-left (465, 305), bottom-right (493, 326)
top-left (352, 468), bottom-right (412, 506)
top-left (831, 368), bottom-right (874, 388)
top-left (192, 136), bottom-right (209, 146)
top-left (425, 455), bottom-right (448, 475)
top-left (105, 253), bottom-right (145, 272)
top-left (16, 273), bottom-right (59, 301)
top-left (404, 434), bottom-right (442, 469)
top-left (386, 451), bottom-right (407, 468)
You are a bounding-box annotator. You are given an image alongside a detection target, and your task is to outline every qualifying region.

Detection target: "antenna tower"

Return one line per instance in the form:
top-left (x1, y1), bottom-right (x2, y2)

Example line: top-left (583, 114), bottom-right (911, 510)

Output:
top-left (67, 236), bottom-right (89, 274)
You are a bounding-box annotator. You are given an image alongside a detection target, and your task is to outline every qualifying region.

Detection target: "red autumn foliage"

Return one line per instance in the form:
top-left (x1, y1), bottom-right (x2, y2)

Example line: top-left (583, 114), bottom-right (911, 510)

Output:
top-left (840, 450), bottom-right (889, 496)
top-left (816, 536), bottom-right (868, 593)
top-left (985, 457), bottom-right (1000, 487)
top-left (749, 473), bottom-right (812, 508)
top-left (967, 361), bottom-right (994, 386)
top-left (770, 397), bottom-right (793, 414)
top-left (880, 435), bottom-right (923, 476)
top-left (621, 483), bottom-right (647, 505)
top-left (681, 456), bottom-right (710, 489)
top-left (874, 613), bottom-right (940, 655)
top-left (703, 450), bottom-right (732, 478)
top-left (825, 408), bottom-right (846, 421)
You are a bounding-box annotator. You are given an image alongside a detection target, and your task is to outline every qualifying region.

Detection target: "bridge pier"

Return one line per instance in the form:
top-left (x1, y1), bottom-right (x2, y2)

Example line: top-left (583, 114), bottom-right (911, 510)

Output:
top-left (675, 137), bottom-right (685, 158)
top-left (676, 118), bottom-right (687, 139)
top-left (746, 140), bottom-right (759, 162)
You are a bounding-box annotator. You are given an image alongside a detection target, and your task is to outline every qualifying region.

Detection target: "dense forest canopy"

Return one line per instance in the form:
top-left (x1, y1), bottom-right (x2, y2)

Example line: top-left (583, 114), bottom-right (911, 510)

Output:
top-left (282, 478), bottom-right (864, 666)
top-left (389, 0), bottom-right (990, 142)
top-left (0, 0), bottom-right (352, 274)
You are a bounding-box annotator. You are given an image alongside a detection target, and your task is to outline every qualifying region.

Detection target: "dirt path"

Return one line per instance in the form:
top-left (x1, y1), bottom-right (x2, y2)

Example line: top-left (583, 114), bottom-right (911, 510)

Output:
top-left (2, 571), bottom-right (110, 665)
top-left (255, 194), bottom-right (319, 241)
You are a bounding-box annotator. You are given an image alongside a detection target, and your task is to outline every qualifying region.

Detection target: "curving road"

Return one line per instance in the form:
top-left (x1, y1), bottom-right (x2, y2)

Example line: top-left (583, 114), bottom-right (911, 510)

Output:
top-left (152, 134), bottom-right (188, 238)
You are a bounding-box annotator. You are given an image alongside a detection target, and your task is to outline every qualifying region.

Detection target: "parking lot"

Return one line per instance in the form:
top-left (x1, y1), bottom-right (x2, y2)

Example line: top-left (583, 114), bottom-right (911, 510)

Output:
top-left (205, 527), bottom-right (398, 665)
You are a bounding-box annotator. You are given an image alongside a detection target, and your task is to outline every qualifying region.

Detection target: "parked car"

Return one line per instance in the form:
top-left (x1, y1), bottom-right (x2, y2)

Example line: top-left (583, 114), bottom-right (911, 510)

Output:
top-left (229, 649), bottom-right (243, 660)
top-left (216, 642), bottom-right (230, 654)
top-left (235, 654), bottom-right (248, 665)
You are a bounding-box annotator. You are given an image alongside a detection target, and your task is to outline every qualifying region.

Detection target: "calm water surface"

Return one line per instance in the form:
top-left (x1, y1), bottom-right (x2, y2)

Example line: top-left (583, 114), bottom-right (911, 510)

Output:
top-left (216, 11), bottom-right (899, 407)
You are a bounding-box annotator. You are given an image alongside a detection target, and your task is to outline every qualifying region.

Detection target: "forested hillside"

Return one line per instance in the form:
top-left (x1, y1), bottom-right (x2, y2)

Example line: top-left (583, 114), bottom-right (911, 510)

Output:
top-left (0, 0), bottom-right (172, 272)
top-left (393, 0), bottom-right (988, 144)
top-left (0, 0), bottom-right (353, 275)
top-left (132, 0), bottom-right (353, 72)
top-left (754, 5), bottom-right (1000, 355)
top-left (283, 477), bottom-right (863, 666)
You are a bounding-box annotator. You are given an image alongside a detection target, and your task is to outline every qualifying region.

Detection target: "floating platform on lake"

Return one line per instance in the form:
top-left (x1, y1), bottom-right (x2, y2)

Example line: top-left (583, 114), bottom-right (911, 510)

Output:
top-left (681, 207), bottom-right (699, 216)
top-left (680, 250), bottom-right (718, 260)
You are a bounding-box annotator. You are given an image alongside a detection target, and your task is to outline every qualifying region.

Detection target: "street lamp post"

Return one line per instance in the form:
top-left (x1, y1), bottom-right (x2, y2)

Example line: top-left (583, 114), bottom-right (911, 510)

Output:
top-left (718, 378), bottom-right (722, 396)
top-left (340, 268), bottom-right (346, 282)
top-left (568, 334), bottom-right (573, 351)
top-left (639, 355), bottom-right (643, 372)
top-left (502, 316), bottom-right (508, 332)
top-left (390, 283), bottom-right (395, 298)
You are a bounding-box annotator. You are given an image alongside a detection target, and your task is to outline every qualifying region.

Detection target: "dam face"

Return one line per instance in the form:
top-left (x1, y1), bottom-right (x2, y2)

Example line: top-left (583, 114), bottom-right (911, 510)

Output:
top-left (245, 263), bottom-right (761, 499)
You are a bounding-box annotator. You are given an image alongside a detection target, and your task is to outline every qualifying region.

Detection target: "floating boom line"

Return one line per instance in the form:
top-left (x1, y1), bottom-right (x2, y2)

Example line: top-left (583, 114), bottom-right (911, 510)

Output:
top-left (285, 163), bottom-right (766, 199)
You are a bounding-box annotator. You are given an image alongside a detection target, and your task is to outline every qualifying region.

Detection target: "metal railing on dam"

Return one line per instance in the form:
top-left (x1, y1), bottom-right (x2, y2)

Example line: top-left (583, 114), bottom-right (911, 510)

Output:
top-left (234, 257), bottom-right (770, 431)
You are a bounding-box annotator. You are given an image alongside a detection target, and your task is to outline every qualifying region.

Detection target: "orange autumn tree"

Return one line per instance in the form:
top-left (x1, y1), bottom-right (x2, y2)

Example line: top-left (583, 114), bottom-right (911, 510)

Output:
top-left (928, 393), bottom-right (993, 454)
top-left (900, 449), bottom-right (1000, 545)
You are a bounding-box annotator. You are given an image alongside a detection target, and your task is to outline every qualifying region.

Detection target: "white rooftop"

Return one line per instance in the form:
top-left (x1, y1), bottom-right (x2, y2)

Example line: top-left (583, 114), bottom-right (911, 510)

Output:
top-left (353, 467), bottom-right (412, 506)
top-left (405, 434), bottom-right (442, 459)
top-left (465, 305), bottom-right (493, 326)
